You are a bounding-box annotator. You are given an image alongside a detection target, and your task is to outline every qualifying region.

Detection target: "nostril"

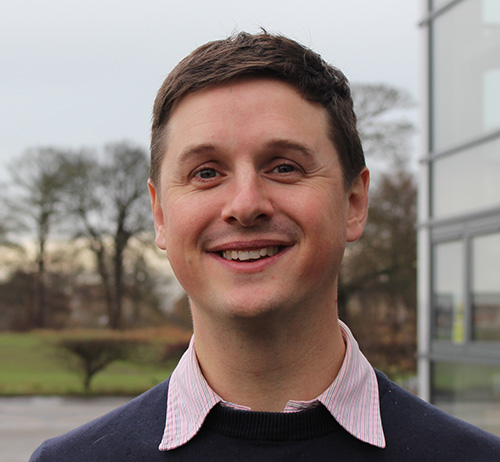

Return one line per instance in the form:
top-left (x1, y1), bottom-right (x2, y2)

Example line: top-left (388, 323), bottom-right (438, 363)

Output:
top-left (220, 180), bottom-right (274, 226)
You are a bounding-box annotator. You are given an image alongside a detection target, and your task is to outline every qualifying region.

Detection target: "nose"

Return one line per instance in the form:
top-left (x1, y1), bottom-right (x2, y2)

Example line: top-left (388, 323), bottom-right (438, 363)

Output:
top-left (221, 170), bottom-right (274, 227)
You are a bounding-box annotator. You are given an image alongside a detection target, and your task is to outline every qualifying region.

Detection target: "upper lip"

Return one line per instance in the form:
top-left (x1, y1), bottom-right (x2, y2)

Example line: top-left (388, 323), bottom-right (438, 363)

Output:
top-left (206, 239), bottom-right (293, 253)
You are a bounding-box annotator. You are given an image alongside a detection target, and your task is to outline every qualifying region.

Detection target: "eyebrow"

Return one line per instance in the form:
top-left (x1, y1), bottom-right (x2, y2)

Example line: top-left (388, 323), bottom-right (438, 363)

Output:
top-left (176, 143), bottom-right (217, 165)
top-left (175, 138), bottom-right (315, 165)
top-left (263, 139), bottom-right (315, 158)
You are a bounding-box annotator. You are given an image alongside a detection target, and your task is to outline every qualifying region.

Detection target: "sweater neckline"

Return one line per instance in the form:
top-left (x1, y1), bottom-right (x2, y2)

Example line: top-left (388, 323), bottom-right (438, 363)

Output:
top-left (204, 404), bottom-right (341, 441)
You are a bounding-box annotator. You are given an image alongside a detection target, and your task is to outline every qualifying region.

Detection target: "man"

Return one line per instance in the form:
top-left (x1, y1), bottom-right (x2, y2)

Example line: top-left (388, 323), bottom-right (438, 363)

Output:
top-left (31, 31), bottom-right (500, 461)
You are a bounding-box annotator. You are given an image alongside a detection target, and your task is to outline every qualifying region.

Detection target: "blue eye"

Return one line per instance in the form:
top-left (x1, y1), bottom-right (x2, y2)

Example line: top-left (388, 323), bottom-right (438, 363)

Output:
top-left (195, 168), bottom-right (218, 179)
top-left (274, 164), bottom-right (296, 173)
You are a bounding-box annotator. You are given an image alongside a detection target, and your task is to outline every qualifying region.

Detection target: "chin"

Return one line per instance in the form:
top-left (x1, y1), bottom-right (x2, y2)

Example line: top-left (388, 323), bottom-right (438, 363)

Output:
top-left (226, 294), bottom-right (297, 322)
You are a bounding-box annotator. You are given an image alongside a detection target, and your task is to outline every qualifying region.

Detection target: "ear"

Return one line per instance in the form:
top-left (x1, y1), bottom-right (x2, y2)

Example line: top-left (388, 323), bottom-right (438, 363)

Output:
top-left (148, 179), bottom-right (167, 250)
top-left (346, 167), bottom-right (370, 243)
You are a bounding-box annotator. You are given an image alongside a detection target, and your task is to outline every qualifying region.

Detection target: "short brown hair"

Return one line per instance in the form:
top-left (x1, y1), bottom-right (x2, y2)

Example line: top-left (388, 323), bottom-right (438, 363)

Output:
top-left (150, 31), bottom-right (365, 188)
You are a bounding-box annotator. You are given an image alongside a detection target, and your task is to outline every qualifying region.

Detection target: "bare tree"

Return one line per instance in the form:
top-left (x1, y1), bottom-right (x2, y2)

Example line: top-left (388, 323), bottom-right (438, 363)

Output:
top-left (7, 148), bottom-right (69, 328)
top-left (0, 207), bottom-right (13, 247)
top-left (0, 186), bottom-right (23, 250)
top-left (353, 83), bottom-right (415, 167)
top-left (339, 168), bottom-right (417, 375)
top-left (63, 141), bottom-right (153, 329)
top-left (338, 84), bottom-right (417, 379)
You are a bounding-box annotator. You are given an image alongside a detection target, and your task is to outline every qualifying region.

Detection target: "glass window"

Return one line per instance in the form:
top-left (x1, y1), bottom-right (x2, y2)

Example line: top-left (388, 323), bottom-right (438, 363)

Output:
top-left (472, 233), bottom-right (500, 341)
top-left (483, 69), bottom-right (500, 131)
top-left (432, 361), bottom-right (500, 436)
top-left (482, 0), bottom-right (500, 25)
top-left (432, 0), bottom-right (500, 151)
top-left (433, 241), bottom-right (465, 342)
top-left (432, 137), bottom-right (500, 218)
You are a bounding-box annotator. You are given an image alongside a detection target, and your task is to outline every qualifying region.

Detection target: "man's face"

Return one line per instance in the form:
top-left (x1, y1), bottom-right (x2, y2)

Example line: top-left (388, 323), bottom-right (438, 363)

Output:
top-left (149, 78), bottom-right (368, 322)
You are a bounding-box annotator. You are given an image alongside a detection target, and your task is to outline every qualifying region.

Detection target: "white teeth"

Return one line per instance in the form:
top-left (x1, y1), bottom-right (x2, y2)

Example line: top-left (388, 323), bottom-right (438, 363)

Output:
top-left (239, 251), bottom-right (250, 261)
top-left (221, 246), bottom-right (279, 261)
top-left (249, 250), bottom-right (260, 259)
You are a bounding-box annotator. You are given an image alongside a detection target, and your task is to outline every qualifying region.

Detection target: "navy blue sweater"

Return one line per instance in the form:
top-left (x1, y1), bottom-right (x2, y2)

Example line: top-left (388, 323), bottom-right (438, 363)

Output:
top-left (30, 371), bottom-right (500, 461)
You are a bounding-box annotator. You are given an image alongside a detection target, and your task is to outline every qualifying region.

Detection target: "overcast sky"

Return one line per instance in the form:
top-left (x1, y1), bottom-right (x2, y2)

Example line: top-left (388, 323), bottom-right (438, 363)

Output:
top-left (1, 0), bottom-right (421, 182)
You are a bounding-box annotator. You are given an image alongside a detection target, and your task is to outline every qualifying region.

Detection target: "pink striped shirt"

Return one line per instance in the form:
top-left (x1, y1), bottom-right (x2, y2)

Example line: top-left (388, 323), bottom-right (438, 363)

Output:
top-left (159, 321), bottom-right (386, 450)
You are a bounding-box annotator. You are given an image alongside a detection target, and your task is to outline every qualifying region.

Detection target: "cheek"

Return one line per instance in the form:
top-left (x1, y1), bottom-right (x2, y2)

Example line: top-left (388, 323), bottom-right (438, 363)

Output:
top-left (293, 187), bottom-right (348, 235)
top-left (162, 213), bottom-right (199, 294)
top-left (294, 190), bottom-right (348, 267)
top-left (162, 194), bottom-right (216, 262)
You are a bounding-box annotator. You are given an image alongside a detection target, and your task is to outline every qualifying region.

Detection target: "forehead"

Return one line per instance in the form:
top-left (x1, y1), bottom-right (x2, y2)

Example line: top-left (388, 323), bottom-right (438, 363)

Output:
top-left (171, 77), bottom-right (303, 112)
top-left (164, 78), bottom-right (331, 154)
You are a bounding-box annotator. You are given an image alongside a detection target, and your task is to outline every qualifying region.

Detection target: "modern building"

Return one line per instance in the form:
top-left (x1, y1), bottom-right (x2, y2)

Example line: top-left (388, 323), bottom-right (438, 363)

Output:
top-left (418, 0), bottom-right (500, 435)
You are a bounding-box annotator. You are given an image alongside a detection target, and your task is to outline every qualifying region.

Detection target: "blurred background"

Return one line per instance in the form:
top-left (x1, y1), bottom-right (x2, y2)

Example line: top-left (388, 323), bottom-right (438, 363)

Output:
top-left (1, 0), bottom-right (499, 460)
top-left (418, 0), bottom-right (500, 441)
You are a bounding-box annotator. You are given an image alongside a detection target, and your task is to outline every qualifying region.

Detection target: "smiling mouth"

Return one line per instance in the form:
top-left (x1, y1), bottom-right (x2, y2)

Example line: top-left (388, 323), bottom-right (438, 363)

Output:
top-left (220, 246), bottom-right (281, 262)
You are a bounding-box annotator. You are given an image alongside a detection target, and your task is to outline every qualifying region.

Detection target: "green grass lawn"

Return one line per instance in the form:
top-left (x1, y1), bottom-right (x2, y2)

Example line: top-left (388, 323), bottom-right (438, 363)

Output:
top-left (0, 330), bottom-right (186, 396)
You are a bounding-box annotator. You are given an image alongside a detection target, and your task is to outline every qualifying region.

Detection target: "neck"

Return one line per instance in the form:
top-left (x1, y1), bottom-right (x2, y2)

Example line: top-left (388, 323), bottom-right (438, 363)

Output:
top-left (191, 301), bottom-right (346, 412)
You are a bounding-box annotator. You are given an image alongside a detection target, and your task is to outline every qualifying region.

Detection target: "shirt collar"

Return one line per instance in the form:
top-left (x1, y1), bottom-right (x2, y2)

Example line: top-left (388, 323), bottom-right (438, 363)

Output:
top-left (159, 320), bottom-right (385, 450)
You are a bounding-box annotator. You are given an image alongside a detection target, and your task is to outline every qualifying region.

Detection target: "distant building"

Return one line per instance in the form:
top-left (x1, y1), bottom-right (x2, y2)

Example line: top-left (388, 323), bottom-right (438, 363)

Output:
top-left (418, 0), bottom-right (500, 435)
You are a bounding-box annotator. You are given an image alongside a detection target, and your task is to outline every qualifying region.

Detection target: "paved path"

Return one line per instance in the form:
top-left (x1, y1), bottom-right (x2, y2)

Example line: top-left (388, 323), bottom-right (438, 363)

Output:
top-left (0, 396), bottom-right (130, 462)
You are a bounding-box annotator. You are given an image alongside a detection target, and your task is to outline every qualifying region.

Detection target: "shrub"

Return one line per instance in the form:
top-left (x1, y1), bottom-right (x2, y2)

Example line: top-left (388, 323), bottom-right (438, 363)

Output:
top-left (56, 337), bottom-right (143, 393)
